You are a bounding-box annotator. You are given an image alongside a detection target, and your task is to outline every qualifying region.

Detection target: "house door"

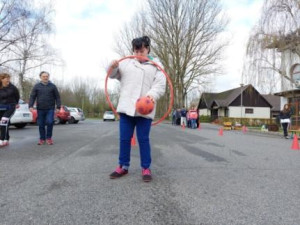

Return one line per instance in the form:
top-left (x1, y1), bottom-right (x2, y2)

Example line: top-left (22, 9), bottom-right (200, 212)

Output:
top-left (211, 109), bottom-right (218, 121)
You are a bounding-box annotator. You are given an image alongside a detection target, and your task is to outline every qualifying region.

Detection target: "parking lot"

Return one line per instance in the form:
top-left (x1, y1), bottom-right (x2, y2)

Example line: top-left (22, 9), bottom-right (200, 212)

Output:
top-left (1, 120), bottom-right (300, 225)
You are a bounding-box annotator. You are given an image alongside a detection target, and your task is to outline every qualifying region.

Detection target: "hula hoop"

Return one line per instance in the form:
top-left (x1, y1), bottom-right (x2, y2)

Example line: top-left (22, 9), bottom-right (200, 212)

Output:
top-left (105, 55), bottom-right (174, 126)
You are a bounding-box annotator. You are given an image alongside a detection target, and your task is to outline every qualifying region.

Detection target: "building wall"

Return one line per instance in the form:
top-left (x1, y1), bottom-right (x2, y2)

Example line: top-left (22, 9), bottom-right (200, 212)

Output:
top-left (280, 96), bottom-right (288, 110)
top-left (229, 106), bottom-right (270, 119)
top-left (218, 108), bottom-right (225, 117)
top-left (281, 49), bottom-right (300, 91)
top-left (199, 109), bottom-right (210, 116)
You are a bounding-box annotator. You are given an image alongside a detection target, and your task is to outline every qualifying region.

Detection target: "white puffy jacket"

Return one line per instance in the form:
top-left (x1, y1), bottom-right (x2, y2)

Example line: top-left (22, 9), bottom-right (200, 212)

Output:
top-left (109, 58), bottom-right (166, 119)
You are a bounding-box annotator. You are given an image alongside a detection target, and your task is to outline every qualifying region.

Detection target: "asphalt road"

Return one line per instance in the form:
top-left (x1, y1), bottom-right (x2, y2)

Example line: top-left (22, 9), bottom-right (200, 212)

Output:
top-left (0, 120), bottom-right (300, 225)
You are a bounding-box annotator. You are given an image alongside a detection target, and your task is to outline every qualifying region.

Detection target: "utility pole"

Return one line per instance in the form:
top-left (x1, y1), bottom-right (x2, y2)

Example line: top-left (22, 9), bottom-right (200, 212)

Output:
top-left (240, 83), bottom-right (244, 124)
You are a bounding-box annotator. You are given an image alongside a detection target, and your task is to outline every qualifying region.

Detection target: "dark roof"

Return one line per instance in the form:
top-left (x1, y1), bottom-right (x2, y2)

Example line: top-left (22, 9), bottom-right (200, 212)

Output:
top-left (274, 89), bottom-right (300, 96)
top-left (201, 85), bottom-right (250, 108)
top-left (262, 94), bottom-right (280, 111)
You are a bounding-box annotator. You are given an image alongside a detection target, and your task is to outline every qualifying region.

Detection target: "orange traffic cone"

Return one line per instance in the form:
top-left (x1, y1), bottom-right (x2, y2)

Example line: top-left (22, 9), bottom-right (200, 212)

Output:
top-left (131, 133), bottom-right (136, 147)
top-left (291, 134), bottom-right (300, 150)
top-left (218, 127), bottom-right (223, 136)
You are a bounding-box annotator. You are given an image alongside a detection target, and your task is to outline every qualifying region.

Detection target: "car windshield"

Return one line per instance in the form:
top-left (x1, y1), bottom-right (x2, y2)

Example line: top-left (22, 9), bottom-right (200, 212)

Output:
top-left (63, 106), bottom-right (70, 112)
top-left (105, 111), bottom-right (113, 115)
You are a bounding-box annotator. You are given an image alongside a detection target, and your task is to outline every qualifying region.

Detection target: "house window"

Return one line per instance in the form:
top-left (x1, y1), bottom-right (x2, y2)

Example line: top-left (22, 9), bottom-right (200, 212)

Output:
top-left (245, 108), bottom-right (253, 114)
top-left (291, 64), bottom-right (300, 87)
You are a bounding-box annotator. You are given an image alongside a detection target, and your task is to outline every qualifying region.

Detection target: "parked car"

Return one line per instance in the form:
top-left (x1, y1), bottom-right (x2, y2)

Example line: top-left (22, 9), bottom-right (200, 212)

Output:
top-left (103, 111), bottom-right (116, 121)
top-left (67, 107), bottom-right (85, 124)
top-left (55, 105), bottom-right (71, 124)
top-left (31, 105), bottom-right (71, 125)
top-left (10, 100), bottom-right (33, 128)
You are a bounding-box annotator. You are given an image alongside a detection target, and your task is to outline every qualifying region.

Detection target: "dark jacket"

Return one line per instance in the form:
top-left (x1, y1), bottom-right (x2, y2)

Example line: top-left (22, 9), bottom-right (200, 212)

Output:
top-left (29, 81), bottom-right (61, 110)
top-left (279, 110), bottom-right (292, 120)
top-left (180, 109), bottom-right (187, 117)
top-left (0, 83), bottom-right (20, 105)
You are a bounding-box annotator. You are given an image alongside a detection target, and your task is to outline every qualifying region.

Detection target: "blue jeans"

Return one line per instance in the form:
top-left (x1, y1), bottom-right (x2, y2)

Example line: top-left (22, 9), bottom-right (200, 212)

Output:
top-left (191, 119), bottom-right (197, 129)
top-left (119, 113), bottom-right (152, 169)
top-left (37, 109), bottom-right (54, 140)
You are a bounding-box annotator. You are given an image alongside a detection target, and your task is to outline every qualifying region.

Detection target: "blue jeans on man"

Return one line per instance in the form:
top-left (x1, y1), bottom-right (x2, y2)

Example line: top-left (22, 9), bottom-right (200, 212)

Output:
top-left (37, 109), bottom-right (54, 140)
top-left (119, 113), bottom-right (152, 169)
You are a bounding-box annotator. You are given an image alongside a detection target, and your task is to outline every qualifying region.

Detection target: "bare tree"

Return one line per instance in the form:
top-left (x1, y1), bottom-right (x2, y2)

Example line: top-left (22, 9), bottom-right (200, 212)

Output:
top-left (114, 0), bottom-right (228, 108)
top-left (245, 0), bottom-right (300, 93)
top-left (10, 2), bottom-right (62, 98)
top-left (0, 0), bottom-right (28, 66)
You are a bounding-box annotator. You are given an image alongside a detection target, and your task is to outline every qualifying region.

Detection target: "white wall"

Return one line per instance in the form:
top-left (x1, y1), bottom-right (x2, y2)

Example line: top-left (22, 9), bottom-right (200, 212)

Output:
top-left (280, 97), bottom-right (288, 110)
top-left (199, 109), bottom-right (210, 116)
top-left (218, 108), bottom-right (226, 117)
top-left (281, 49), bottom-right (300, 91)
top-left (229, 106), bottom-right (270, 119)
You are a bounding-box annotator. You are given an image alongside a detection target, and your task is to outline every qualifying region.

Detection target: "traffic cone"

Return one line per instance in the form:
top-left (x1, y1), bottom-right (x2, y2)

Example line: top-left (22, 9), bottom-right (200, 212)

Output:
top-left (291, 134), bottom-right (300, 150)
top-left (131, 133), bottom-right (136, 147)
top-left (182, 123), bottom-right (185, 130)
top-left (218, 127), bottom-right (223, 136)
top-left (198, 123), bottom-right (201, 130)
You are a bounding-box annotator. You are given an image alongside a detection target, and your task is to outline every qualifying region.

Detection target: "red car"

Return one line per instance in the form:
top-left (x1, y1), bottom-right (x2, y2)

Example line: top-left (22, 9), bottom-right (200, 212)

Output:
top-left (31, 106), bottom-right (71, 124)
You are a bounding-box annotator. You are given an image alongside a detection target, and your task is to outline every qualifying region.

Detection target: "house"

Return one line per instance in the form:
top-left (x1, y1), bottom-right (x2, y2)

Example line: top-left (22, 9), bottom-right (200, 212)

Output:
top-left (266, 29), bottom-right (300, 128)
top-left (198, 84), bottom-right (274, 121)
top-left (262, 94), bottom-right (281, 119)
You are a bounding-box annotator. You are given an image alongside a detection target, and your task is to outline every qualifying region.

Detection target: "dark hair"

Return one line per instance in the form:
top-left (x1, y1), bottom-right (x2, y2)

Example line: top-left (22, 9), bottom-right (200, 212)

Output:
top-left (283, 104), bottom-right (290, 113)
top-left (39, 71), bottom-right (50, 77)
top-left (132, 36), bottom-right (151, 53)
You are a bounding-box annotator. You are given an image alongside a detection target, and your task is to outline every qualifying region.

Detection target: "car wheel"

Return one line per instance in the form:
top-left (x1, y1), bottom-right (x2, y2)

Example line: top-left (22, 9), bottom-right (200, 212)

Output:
top-left (60, 120), bottom-right (67, 124)
top-left (74, 120), bottom-right (79, 124)
top-left (54, 117), bottom-right (61, 125)
top-left (103, 119), bottom-right (106, 121)
top-left (14, 123), bottom-right (27, 129)
top-left (69, 117), bottom-right (75, 124)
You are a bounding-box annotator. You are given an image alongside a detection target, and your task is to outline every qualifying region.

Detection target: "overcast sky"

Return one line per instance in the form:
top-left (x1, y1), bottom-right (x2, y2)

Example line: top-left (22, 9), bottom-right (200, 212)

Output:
top-left (49, 0), bottom-right (264, 92)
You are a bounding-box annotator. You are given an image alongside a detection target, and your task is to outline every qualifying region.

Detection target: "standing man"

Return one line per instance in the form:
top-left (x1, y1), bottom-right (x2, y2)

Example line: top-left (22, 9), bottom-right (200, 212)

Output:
top-left (29, 71), bottom-right (61, 145)
top-left (180, 107), bottom-right (187, 127)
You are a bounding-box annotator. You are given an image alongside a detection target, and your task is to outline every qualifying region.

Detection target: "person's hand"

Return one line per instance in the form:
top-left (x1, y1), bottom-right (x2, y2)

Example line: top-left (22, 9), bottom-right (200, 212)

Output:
top-left (110, 60), bottom-right (119, 69)
top-left (16, 104), bottom-right (20, 109)
top-left (29, 107), bottom-right (34, 112)
top-left (147, 95), bottom-right (155, 104)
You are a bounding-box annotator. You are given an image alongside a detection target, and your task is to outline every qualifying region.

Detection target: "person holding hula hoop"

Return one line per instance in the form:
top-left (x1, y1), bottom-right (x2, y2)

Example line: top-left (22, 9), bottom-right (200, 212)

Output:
top-left (108, 36), bottom-right (166, 182)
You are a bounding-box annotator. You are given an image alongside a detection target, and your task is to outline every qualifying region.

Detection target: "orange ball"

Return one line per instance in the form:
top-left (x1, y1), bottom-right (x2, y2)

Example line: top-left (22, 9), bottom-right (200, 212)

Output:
top-left (135, 97), bottom-right (154, 115)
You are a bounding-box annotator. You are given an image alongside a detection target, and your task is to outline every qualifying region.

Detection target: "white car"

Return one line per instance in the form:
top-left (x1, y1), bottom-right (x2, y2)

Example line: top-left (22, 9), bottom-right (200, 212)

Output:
top-left (10, 100), bottom-right (33, 128)
top-left (67, 107), bottom-right (85, 124)
top-left (103, 111), bottom-right (116, 121)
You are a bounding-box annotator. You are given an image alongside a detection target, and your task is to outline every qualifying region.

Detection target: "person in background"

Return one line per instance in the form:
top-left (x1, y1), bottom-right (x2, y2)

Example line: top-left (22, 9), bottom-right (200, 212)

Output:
top-left (172, 108), bottom-right (177, 125)
top-left (188, 105), bottom-right (198, 129)
top-left (0, 72), bottom-right (20, 147)
top-left (29, 71), bottom-right (61, 145)
top-left (108, 36), bottom-right (166, 182)
top-left (180, 107), bottom-right (187, 127)
top-left (175, 108), bottom-right (181, 125)
top-left (279, 104), bottom-right (292, 139)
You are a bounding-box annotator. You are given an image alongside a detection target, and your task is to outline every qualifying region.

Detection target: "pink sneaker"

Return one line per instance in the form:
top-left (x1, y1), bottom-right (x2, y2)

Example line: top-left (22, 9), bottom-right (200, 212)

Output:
top-left (37, 140), bottom-right (45, 145)
top-left (46, 139), bottom-right (53, 145)
top-left (109, 166), bottom-right (128, 179)
top-left (142, 168), bottom-right (152, 182)
top-left (0, 140), bottom-right (8, 147)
